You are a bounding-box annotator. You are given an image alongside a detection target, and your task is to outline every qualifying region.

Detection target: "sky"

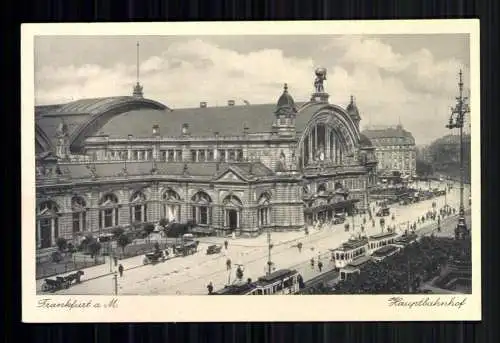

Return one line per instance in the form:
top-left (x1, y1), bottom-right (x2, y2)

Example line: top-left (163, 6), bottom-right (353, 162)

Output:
top-left (34, 34), bottom-right (470, 145)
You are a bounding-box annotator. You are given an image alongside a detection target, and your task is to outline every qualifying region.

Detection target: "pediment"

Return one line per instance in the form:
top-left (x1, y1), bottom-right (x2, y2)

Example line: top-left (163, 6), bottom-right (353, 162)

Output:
top-left (214, 168), bottom-right (248, 183)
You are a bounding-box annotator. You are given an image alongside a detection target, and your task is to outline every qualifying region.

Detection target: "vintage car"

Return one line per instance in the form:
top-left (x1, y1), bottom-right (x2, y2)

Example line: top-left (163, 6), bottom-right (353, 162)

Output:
top-left (174, 240), bottom-right (199, 257)
top-left (41, 270), bottom-right (84, 292)
top-left (206, 244), bottom-right (222, 255)
top-left (143, 250), bottom-right (166, 265)
top-left (332, 213), bottom-right (346, 224)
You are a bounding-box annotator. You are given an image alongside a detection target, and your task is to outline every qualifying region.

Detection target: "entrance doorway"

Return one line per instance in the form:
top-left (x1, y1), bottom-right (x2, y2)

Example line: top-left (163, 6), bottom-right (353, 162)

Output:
top-left (228, 209), bottom-right (238, 231)
top-left (39, 218), bottom-right (52, 248)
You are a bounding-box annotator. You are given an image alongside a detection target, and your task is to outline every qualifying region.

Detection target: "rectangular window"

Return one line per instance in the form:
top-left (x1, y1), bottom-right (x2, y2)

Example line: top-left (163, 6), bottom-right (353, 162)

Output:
top-left (237, 149), bottom-right (243, 161)
top-left (99, 211), bottom-right (103, 229)
top-left (207, 150), bottom-right (214, 161)
top-left (72, 213), bottom-right (81, 233)
top-left (175, 150), bottom-right (182, 161)
top-left (134, 205), bottom-right (142, 222)
top-left (104, 209), bottom-right (113, 228)
top-left (199, 150), bottom-right (206, 162)
top-left (192, 206), bottom-right (197, 222)
top-left (200, 207), bottom-right (208, 224)
top-left (229, 150), bottom-right (236, 161)
top-left (168, 150), bottom-right (174, 161)
top-left (219, 150), bottom-right (226, 162)
top-left (191, 150), bottom-right (197, 162)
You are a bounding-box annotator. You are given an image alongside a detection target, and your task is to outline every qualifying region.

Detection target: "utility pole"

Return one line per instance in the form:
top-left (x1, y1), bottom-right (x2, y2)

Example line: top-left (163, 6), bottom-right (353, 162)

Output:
top-left (113, 272), bottom-right (118, 295)
top-left (446, 69), bottom-right (470, 240)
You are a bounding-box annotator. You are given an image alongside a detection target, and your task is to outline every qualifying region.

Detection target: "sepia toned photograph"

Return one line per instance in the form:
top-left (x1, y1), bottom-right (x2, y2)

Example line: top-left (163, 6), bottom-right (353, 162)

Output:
top-left (22, 20), bottom-right (480, 322)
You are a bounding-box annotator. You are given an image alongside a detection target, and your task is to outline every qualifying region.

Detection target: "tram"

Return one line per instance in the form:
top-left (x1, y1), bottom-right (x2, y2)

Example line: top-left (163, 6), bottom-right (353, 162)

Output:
top-left (367, 231), bottom-right (399, 254)
top-left (330, 237), bottom-right (369, 269)
top-left (211, 269), bottom-right (302, 295)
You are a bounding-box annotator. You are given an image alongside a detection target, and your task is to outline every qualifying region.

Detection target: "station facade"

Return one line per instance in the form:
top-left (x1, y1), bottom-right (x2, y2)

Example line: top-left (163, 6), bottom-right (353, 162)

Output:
top-left (35, 70), bottom-right (377, 255)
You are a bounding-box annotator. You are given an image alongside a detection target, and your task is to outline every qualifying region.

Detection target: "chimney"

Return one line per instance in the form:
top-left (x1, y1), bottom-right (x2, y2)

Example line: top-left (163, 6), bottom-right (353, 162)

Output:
top-left (152, 124), bottom-right (159, 136)
top-left (181, 123), bottom-right (190, 136)
top-left (128, 134), bottom-right (133, 140)
top-left (243, 123), bottom-right (249, 135)
top-left (227, 100), bottom-right (235, 107)
top-left (200, 101), bottom-right (207, 108)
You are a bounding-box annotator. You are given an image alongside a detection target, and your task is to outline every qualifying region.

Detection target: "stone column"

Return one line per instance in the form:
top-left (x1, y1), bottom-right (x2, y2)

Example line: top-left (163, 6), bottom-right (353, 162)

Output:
top-left (308, 132), bottom-right (312, 162)
top-left (50, 219), bottom-right (56, 246)
top-left (326, 127), bottom-right (330, 161)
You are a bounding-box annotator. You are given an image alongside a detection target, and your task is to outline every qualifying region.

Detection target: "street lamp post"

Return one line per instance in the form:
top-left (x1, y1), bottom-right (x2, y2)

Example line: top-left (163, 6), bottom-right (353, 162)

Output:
top-left (445, 69), bottom-right (470, 240)
top-left (266, 226), bottom-right (273, 275)
top-left (113, 272), bottom-right (118, 295)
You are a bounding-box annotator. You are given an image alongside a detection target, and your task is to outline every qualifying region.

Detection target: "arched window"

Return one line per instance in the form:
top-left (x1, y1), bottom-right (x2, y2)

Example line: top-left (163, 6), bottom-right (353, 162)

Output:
top-left (99, 193), bottom-right (119, 229)
top-left (71, 196), bottom-right (87, 234)
top-left (130, 191), bottom-right (147, 223)
top-left (191, 191), bottom-right (212, 225)
top-left (37, 201), bottom-right (59, 249)
top-left (222, 195), bottom-right (243, 230)
top-left (163, 189), bottom-right (181, 222)
top-left (257, 193), bottom-right (271, 227)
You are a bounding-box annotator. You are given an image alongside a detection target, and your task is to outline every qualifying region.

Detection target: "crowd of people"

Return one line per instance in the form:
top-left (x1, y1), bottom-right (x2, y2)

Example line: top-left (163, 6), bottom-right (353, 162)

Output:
top-left (306, 235), bottom-right (471, 294)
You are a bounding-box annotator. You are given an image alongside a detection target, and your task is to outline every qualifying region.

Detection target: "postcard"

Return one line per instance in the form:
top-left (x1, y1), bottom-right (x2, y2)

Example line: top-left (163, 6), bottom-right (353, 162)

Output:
top-left (22, 19), bottom-right (481, 322)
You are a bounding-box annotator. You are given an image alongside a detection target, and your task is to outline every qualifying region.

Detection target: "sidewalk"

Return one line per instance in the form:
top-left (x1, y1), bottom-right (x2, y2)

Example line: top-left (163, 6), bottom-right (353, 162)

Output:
top-left (36, 254), bottom-right (151, 292)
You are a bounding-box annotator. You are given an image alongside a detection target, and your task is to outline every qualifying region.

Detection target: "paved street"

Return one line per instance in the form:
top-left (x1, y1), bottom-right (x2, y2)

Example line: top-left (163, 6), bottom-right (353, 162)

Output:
top-left (47, 180), bottom-right (470, 295)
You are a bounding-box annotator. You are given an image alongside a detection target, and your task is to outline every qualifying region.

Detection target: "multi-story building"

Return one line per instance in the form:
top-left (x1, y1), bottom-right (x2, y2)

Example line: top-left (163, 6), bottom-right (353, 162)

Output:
top-left (362, 124), bottom-right (416, 177)
top-left (34, 68), bottom-right (377, 257)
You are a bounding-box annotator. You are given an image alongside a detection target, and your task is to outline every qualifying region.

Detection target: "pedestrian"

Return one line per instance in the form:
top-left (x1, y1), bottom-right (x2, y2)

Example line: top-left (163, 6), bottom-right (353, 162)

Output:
top-left (297, 242), bottom-right (303, 253)
top-left (113, 255), bottom-right (118, 267)
top-left (118, 264), bottom-right (124, 277)
top-left (310, 257), bottom-right (315, 269)
top-left (207, 281), bottom-right (214, 294)
top-left (226, 258), bottom-right (231, 271)
top-left (224, 240), bottom-right (228, 250)
top-left (318, 261), bottom-right (323, 272)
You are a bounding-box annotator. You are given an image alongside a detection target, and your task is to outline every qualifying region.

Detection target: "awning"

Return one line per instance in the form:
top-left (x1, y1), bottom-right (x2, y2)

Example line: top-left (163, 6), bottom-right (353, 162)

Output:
top-left (304, 199), bottom-right (360, 214)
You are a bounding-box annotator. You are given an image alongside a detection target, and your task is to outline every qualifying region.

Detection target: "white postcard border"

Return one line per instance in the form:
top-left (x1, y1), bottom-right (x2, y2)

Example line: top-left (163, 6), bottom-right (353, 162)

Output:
top-left (22, 19), bottom-right (481, 322)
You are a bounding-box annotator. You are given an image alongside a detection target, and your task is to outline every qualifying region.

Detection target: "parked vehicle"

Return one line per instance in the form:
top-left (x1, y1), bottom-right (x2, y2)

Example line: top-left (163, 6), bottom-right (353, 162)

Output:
top-left (41, 270), bottom-right (84, 292)
top-left (206, 244), bottom-right (222, 255)
top-left (332, 213), bottom-right (346, 224)
top-left (174, 240), bottom-right (199, 257)
top-left (143, 250), bottom-right (166, 264)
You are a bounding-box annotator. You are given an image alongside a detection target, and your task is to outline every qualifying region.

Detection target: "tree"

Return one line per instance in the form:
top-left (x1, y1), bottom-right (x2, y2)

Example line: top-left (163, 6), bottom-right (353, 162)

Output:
top-left (88, 241), bottom-right (102, 260)
top-left (78, 234), bottom-right (95, 252)
top-left (416, 159), bottom-right (434, 178)
top-left (158, 218), bottom-right (169, 228)
top-left (143, 223), bottom-right (155, 243)
top-left (56, 237), bottom-right (68, 252)
top-left (117, 234), bottom-right (132, 256)
top-left (112, 227), bottom-right (125, 239)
